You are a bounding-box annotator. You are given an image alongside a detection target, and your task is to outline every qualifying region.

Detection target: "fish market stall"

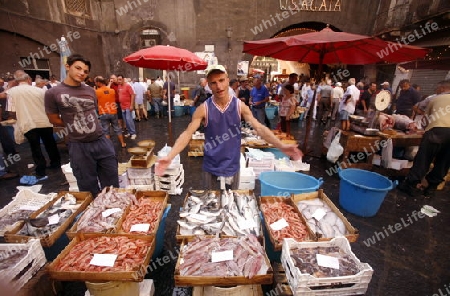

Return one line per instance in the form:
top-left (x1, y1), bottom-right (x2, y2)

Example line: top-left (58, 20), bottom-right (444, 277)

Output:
top-left (5, 191), bottom-right (92, 246)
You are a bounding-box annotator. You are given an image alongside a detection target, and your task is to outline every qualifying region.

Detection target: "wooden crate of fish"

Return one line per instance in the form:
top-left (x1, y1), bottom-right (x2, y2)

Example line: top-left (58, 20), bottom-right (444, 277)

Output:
top-left (0, 189), bottom-right (55, 236)
top-left (5, 191), bottom-right (93, 247)
top-left (281, 237), bottom-right (373, 296)
top-left (291, 190), bottom-right (359, 242)
top-left (47, 233), bottom-right (155, 282)
top-left (259, 196), bottom-right (317, 252)
top-left (175, 236), bottom-right (273, 286)
top-left (0, 239), bottom-right (47, 293)
top-left (176, 190), bottom-right (261, 243)
top-left (66, 187), bottom-right (137, 240)
top-left (116, 190), bottom-right (168, 237)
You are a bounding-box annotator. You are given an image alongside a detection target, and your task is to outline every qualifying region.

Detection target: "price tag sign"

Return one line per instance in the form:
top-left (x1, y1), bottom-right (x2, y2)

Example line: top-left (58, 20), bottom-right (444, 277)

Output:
top-left (238, 219), bottom-right (257, 230)
top-left (48, 214), bottom-right (60, 225)
top-left (312, 208), bottom-right (327, 221)
top-left (130, 223), bottom-right (150, 232)
top-left (211, 250), bottom-right (233, 263)
top-left (270, 218), bottom-right (289, 231)
top-left (19, 205), bottom-right (41, 211)
top-left (90, 254), bottom-right (118, 267)
top-left (316, 254), bottom-right (340, 270)
top-left (102, 208), bottom-right (122, 218)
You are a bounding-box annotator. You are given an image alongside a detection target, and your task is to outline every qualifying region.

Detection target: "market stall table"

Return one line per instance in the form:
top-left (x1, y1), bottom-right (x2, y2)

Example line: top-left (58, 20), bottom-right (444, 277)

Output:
top-left (338, 131), bottom-right (382, 170)
top-left (374, 130), bottom-right (423, 177)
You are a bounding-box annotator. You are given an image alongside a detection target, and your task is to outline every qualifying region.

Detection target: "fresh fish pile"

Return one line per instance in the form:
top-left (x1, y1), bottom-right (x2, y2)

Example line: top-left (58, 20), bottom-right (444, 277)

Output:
top-left (17, 193), bottom-right (81, 237)
top-left (177, 190), bottom-right (260, 237)
top-left (76, 187), bottom-right (138, 233)
top-left (0, 249), bottom-right (27, 271)
top-left (0, 210), bottom-right (34, 231)
top-left (179, 235), bottom-right (269, 279)
top-left (290, 246), bottom-right (360, 278)
top-left (53, 236), bottom-right (151, 272)
top-left (261, 201), bottom-right (309, 243)
top-left (296, 199), bottom-right (348, 238)
top-left (121, 198), bottom-right (164, 234)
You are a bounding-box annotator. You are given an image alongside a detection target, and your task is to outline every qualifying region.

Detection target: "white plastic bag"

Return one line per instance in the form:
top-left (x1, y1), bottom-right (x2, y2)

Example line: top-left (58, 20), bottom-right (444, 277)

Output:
top-left (381, 138), bottom-right (393, 168)
top-left (326, 131), bottom-right (344, 163)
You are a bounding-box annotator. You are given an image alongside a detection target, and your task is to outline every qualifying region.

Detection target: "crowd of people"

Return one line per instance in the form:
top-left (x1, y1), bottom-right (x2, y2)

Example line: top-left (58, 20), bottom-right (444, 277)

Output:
top-left (0, 55), bottom-right (448, 198)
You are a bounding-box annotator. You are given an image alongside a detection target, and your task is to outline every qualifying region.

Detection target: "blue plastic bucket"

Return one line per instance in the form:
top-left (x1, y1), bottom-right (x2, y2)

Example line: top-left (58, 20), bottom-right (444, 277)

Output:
top-left (259, 171), bottom-right (323, 197)
top-left (174, 106), bottom-right (185, 117)
top-left (189, 106), bottom-right (196, 115)
top-left (265, 106), bottom-right (277, 120)
top-left (338, 168), bottom-right (395, 217)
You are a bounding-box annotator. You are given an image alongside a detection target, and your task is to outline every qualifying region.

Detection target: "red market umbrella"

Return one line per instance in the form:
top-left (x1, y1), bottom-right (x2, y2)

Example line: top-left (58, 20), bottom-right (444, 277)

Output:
top-left (243, 27), bottom-right (430, 152)
top-left (243, 27), bottom-right (430, 65)
top-left (123, 45), bottom-right (207, 144)
top-left (252, 68), bottom-right (265, 74)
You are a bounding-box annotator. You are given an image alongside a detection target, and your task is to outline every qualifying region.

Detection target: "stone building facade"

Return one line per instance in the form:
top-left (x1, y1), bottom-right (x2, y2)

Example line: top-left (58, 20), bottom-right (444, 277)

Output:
top-left (0, 0), bottom-right (448, 90)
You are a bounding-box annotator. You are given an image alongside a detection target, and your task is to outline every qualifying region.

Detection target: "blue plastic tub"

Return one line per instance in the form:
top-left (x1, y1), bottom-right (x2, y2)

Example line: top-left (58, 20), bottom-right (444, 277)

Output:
top-left (189, 106), bottom-right (196, 115)
top-left (338, 168), bottom-right (396, 217)
top-left (265, 106), bottom-right (277, 120)
top-left (259, 171), bottom-right (323, 197)
top-left (174, 106), bottom-right (185, 117)
top-left (261, 148), bottom-right (288, 159)
top-left (152, 204), bottom-right (171, 260)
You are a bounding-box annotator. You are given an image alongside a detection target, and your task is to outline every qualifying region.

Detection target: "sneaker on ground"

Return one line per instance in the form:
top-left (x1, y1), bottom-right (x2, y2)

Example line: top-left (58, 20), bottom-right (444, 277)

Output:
top-left (124, 133), bottom-right (130, 138)
top-left (130, 134), bottom-right (137, 140)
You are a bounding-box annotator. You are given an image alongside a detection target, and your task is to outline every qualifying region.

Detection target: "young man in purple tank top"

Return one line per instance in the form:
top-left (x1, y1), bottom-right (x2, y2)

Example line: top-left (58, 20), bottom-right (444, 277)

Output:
top-left (156, 65), bottom-right (303, 189)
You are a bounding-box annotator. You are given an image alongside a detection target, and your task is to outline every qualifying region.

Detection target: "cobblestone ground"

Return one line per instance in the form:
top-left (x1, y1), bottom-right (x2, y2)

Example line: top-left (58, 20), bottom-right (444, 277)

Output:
top-left (0, 113), bottom-right (448, 296)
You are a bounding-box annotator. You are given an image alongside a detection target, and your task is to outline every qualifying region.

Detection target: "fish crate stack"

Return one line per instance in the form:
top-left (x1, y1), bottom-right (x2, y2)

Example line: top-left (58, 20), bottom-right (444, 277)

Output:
top-left (154, 164), bottom-right (184, 195)
top-left (0, 239), bottom-right (47, 293)
top-left (245, 150), bottom-right (275, 178)
top-left (126, 167), bottom-right (155, 191)
top-left (61, 163), bottom-right (78, 191)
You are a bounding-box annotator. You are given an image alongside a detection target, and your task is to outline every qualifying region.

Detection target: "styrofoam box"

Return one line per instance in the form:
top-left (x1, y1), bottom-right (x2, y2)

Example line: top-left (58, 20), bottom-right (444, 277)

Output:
top-left (239, 167), bottom-right (255, 183)
top-left (238, 181), bottom-right (255, 190)
top-left (281, 237), bottom-right (373, 296)
top-left (127, 167), bottom-right (153, 179)
top-left (118, 172), bottom-right (129, 188)
top-left (155, 167), bottom-right (184, 183)
top-left (240, 153), bottom-right (246, 168)
top-left (159, 164), bottom-right (183, 177)
top-left (64, 173), bottom-right (77, 182)
top-left (126, 184), bottom-right (155, 191)
top-left (85, 279), bottom-right (155, 296)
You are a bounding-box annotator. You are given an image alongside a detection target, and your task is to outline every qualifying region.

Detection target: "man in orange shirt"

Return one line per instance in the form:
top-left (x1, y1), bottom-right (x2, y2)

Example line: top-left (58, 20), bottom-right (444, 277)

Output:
top-left (95, 76), bottom-right (126, 148)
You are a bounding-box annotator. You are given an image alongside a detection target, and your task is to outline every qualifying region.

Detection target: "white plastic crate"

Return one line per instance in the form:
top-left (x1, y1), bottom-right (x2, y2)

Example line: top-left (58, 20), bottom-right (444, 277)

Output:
top-left (281, 237), bottom-right (373, 296)
top-left (157, 164), bottom-right (183, 178)
top-left (127, 167), bottom-right (153, 179)
top-left (154, 166), bottom-right (184, 183)
top-left (155, 174), bottom-right (184, 195)
top-left (0, 190), bottom-right (55, 235)
top-left (0, 239), bottom-right (47, 292)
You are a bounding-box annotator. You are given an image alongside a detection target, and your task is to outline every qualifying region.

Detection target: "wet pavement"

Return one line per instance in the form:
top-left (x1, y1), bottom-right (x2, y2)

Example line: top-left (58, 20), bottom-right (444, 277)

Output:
top-left (0, 113), bottom-right (448, 296)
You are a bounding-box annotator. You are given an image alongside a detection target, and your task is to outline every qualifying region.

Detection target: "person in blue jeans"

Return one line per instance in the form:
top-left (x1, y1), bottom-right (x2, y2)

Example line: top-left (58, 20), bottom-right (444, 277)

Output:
top-left (0, 144), bottom-right (18, 180)
top-left (250, 74), bottom-right (270, 125)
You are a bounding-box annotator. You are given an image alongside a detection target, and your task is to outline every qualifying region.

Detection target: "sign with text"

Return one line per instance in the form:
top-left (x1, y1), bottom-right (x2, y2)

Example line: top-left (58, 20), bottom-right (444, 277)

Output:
top-left (280, 0), bottom-right (341, 11)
